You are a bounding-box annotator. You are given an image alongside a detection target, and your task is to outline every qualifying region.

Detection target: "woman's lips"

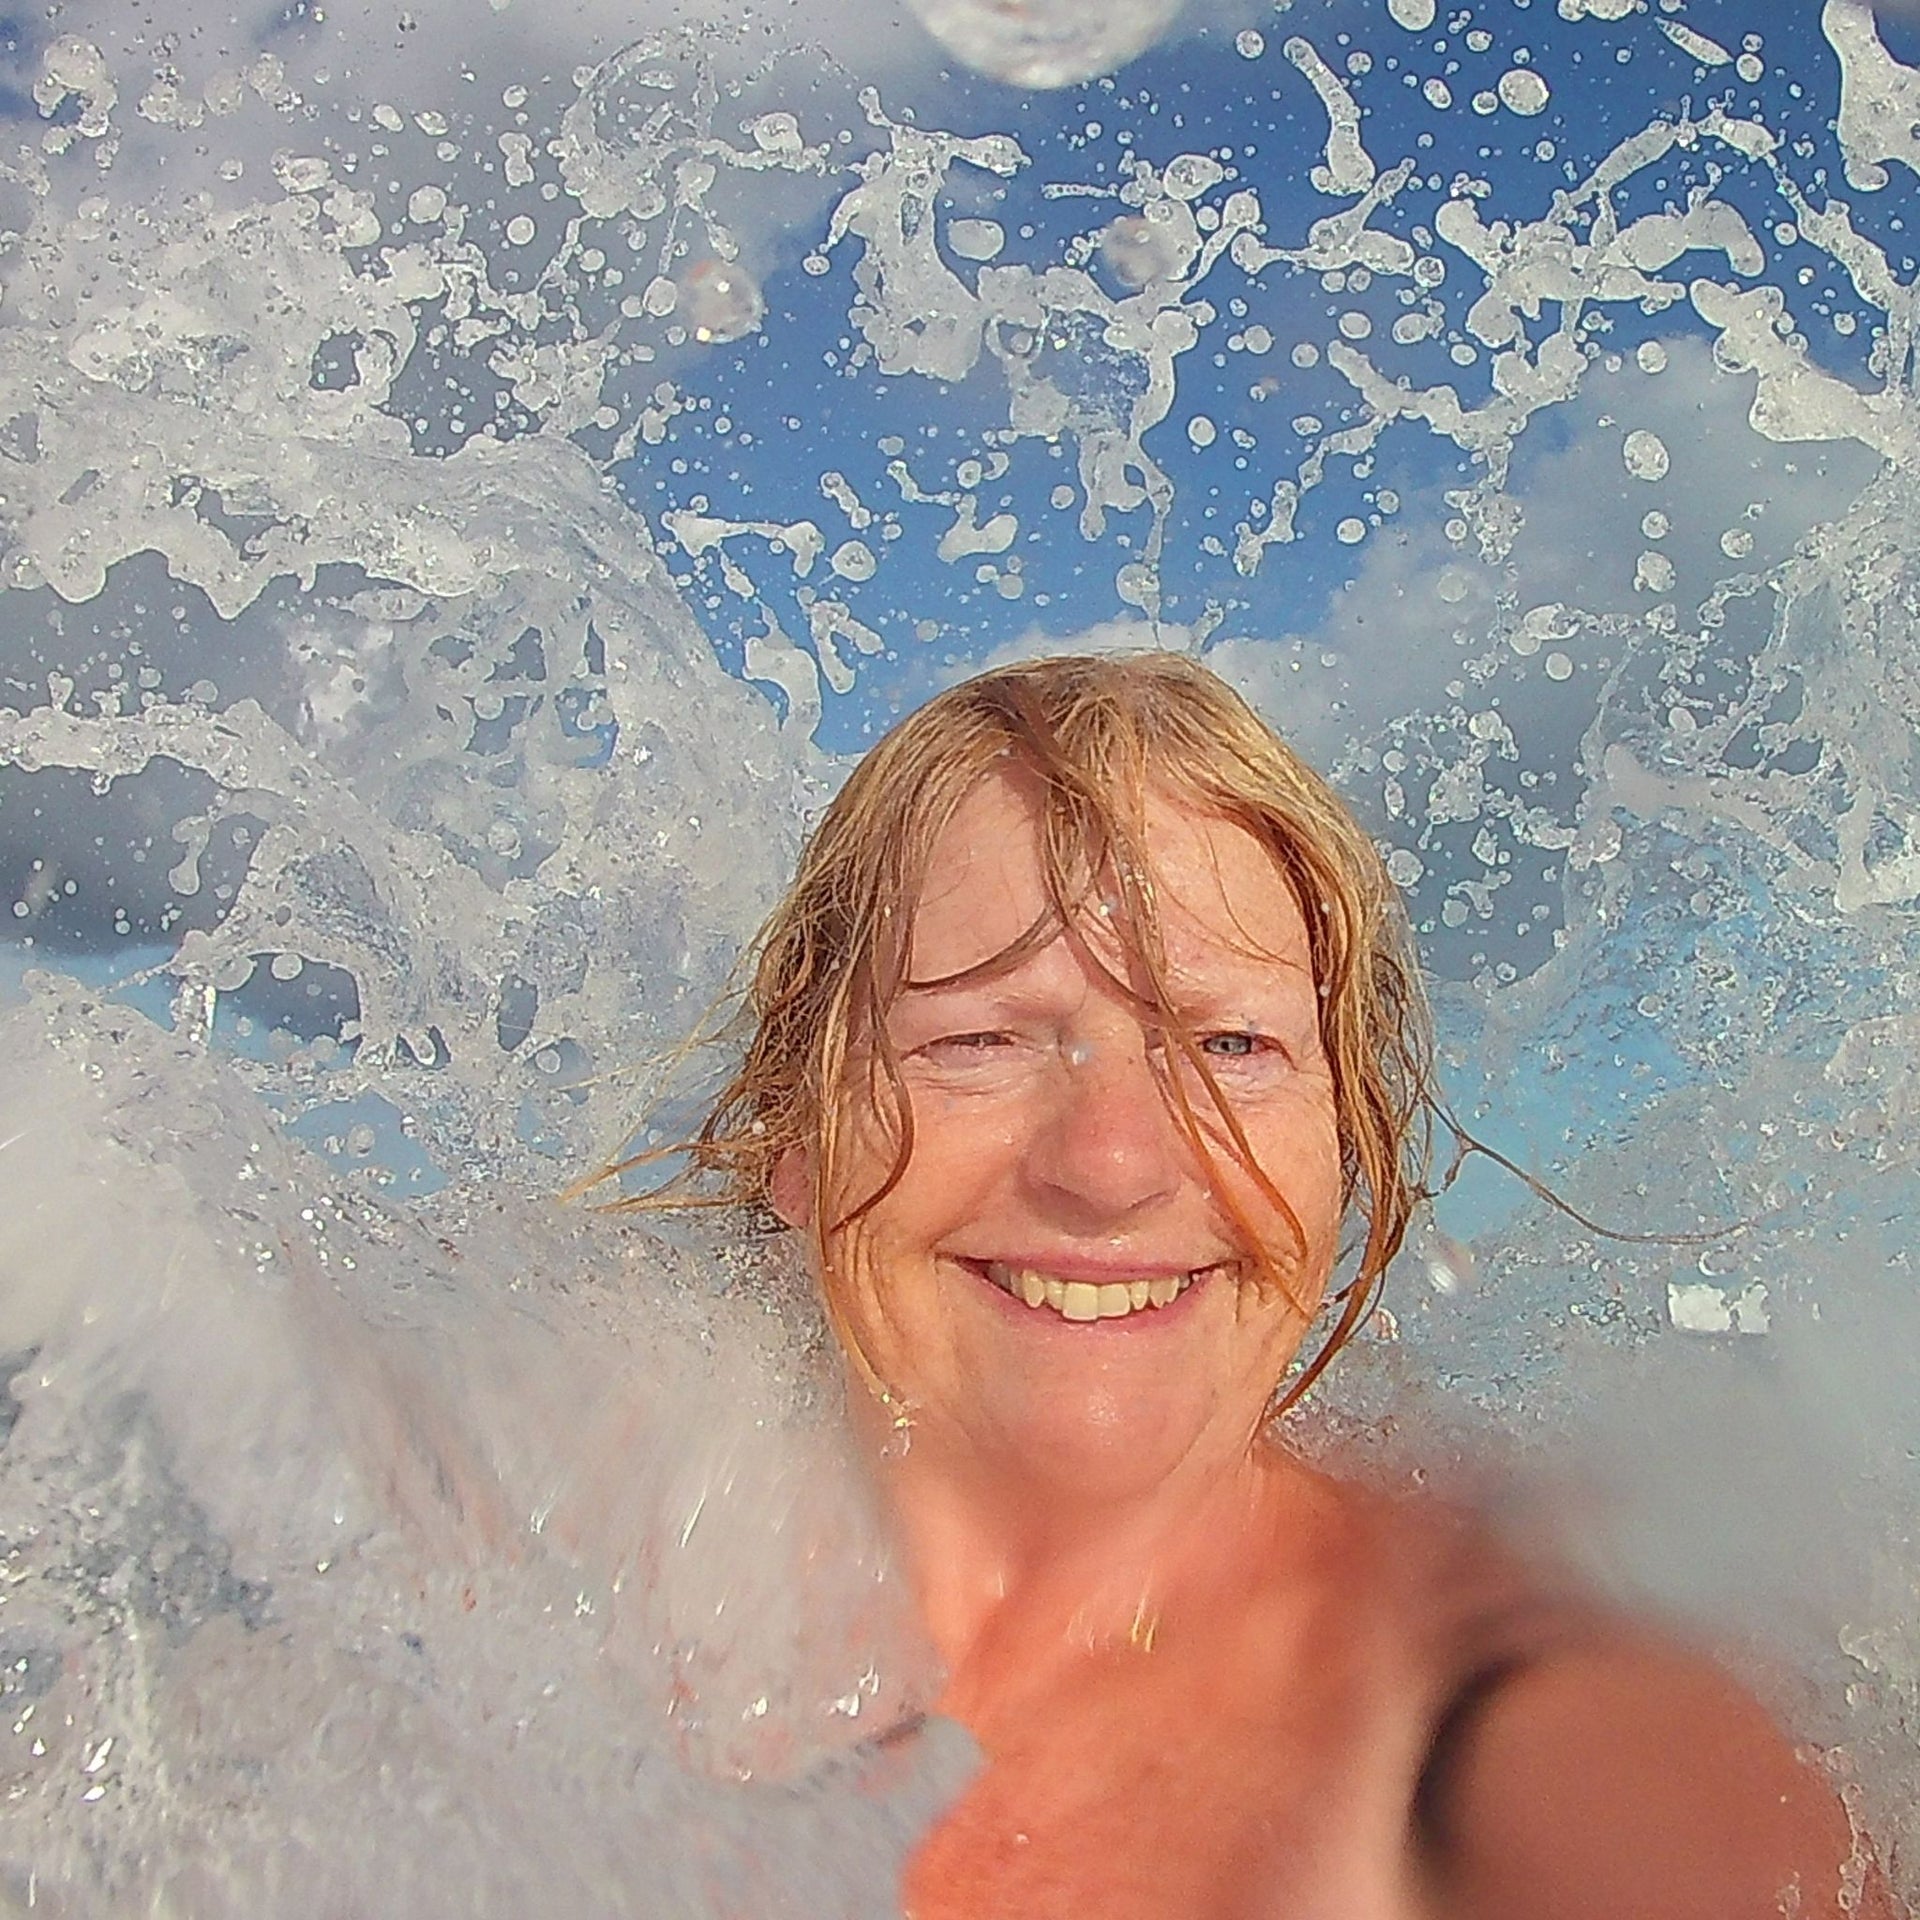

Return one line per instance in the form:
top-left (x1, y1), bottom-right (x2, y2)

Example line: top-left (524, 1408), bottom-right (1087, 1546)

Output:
top-left (968, 1258), bottom-right (1220, 1322)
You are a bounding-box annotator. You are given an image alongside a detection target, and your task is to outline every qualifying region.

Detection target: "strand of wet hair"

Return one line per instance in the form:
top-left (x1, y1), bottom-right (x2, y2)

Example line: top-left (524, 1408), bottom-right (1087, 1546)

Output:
top-left (1423, 1095), bottom-right (1770, 1247)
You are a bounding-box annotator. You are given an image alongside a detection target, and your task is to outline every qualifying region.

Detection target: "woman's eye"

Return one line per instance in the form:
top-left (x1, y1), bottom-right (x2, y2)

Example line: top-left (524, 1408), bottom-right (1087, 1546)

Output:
top-left (1199, 1031), bottom-right (1265, 1059)
top-left (926, 1031), bottom-right (1012, 1054)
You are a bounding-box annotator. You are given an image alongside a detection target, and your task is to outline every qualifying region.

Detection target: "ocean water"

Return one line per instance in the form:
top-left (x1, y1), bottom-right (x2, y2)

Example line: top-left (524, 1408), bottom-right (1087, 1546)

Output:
top-left (0, 0), bottom-right (1916, 1907)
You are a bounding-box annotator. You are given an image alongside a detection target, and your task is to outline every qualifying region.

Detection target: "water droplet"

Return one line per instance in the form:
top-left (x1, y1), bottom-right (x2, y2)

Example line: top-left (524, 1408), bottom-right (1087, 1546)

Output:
top-left (904, 0), bottom-right (1182, 88)
top-left (1622, 428), bottom-right (1670, 482)
top-left (1099, 212), bottom-right (1188, 288)
top-left (1498, 68), bottom-right (1551, 116)
top-left (677, 261), bottom-right (765, 346)
top-left (1635, 550), bottom-right (1676, 593)
top-left (948, 219), bottom-right (1006, 263)
top-left (1161, 153), bottom-right (1225, 201)
top-left (830, 540), bottom-right (877, 582)
top-left (1422, 1226), bottom-right (1476, 1296)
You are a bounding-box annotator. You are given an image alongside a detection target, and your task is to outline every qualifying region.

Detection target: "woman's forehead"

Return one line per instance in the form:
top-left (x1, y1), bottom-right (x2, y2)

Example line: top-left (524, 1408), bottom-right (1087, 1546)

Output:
top-left (903, 769), bottom-right (1311, 981)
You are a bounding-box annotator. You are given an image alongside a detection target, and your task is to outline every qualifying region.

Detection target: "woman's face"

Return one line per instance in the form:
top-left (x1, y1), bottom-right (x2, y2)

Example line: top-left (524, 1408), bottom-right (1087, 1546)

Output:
top-left (785, 770), bottom-right (1344, 1505)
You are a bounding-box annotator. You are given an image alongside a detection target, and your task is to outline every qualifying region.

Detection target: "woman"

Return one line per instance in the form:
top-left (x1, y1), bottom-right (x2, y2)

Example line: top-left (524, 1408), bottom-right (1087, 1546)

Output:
top-left (617, 653), bottom-right (1883, 1918)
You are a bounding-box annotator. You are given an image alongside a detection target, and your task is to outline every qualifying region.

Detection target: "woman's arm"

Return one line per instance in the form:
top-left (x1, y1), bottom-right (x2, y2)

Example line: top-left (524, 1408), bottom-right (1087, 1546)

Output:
top-left (1419, 1640), bottom-right (1893, 1920)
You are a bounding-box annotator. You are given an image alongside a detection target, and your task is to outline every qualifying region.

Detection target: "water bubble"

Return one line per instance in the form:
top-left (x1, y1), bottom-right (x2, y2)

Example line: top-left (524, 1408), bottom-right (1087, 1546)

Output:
top-left (1242, 325), bottom-right (1273, 354)
top-left (677, 261), bottom-right (765, 346)
top-left (1290, 340), bottom-right (1320, 368)
top-left (1622, 429), bottom-right (1670, 482)
top-left (746, 112), bottom-right (803, 156)
top-left (1236, 29), bottom-right (1266, 59)
top-left (1471, 91), bottom-right (1500, 116)
top-left (1187, 415), bottom-right (1217, 448)
top-left (1635, 339), bottom-right (1669, 374)
top-left (1099, 212), bottom-right (1189, 287)
top-left (830, 541), bottom-right (877, 582)
top-left (1387, 847), bottom-right (1425, 887)
top-left (1635, 551), bottom-right (1676, 593)
top-left (407, 185), bottom-right (448, 224)
top-left (1498, 69), bottom-right (1551, 116)
top-left (904, 0), bottom-right (1183, 88)
top-left (1162, 153), bottom-right (1226, 201)
top-left (948, 219), bottom-right (1006, 262)
top-left (1641, 510), bottom-right (1670, 539)
top-left (1338, 311), bottom-right (1372, 341)
top-left (1388, 0), bottom-right (1438, 28)
top-left (1424, 78), bottom-right (1453, 110)
top-left (1336, 517), bottom-right (1367, 545)
top-left (1720, 527), bottom-right (1755, 559)
top-left (505, 215), bottom-right (536, 247)
top-left (1736, 52), bottom-right (1764, 83)
top-left (1520, 603), bottom-right (1579, 652)
top-left (1420, 1225), bottom-right (1476, 1296)
top-left (270, 952), bottom-right (305, 982)
top-left (1436, 566), bottom-right (1472, 604)
top-left (1544, 651), bottom-right (1575, 681)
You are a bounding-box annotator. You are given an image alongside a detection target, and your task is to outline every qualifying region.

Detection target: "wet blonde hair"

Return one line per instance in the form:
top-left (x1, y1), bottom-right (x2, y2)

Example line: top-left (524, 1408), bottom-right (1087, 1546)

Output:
top-left (598, 651), bottom-right (1432, 1408)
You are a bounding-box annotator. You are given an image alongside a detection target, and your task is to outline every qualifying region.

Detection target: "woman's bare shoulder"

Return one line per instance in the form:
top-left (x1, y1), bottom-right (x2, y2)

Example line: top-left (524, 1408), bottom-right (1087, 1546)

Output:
top-left (1413, 1632), bottom-right (1889, 1920)
top-left (1268, 1466), bottom-right (1889, 1920)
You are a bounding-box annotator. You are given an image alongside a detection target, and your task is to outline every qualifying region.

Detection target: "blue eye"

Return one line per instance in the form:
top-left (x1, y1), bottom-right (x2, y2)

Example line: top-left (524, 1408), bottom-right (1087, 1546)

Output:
top-left (1200, 1031), bottom-right (1262, 1058)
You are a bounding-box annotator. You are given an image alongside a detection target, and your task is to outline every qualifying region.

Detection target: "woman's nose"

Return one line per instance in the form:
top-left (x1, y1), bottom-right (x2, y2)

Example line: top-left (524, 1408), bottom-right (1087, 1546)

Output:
top-left (1020, 1035), bottom-right (1189, 1228)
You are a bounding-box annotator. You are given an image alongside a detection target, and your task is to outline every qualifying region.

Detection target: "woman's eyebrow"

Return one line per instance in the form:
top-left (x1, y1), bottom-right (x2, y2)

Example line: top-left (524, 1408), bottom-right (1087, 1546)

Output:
top-left (1163, 951), bottom-right (1317, 997)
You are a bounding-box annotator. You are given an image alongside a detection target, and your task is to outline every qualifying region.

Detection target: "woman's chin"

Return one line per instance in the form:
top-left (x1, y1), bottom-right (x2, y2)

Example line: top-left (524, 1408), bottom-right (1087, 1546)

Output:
top-left (957, 1380), bottom-right (1239, 1507)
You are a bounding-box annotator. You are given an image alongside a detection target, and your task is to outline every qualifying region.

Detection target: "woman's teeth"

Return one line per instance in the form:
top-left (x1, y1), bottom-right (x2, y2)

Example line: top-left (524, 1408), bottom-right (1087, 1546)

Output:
top-left (981, 1261), bottom-right (1199, 1321)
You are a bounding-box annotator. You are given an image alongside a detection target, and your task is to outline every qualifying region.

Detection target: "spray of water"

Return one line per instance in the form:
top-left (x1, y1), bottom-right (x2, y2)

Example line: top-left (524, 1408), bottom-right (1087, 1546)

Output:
top-left (1, 0), bottom-right (1918, 1907)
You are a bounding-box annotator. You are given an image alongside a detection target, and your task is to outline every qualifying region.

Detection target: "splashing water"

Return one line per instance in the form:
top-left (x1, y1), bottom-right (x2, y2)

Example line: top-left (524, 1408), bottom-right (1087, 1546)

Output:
top-left (1, 0), bottom-right (1919, 1907)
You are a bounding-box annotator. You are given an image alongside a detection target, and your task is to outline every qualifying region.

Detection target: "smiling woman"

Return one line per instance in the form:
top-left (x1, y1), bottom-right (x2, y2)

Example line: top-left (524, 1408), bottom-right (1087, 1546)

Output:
top-left (602, 652), bottom-right (1886, 1919)
top-left (625, 652), bottom-right (1429, 1398)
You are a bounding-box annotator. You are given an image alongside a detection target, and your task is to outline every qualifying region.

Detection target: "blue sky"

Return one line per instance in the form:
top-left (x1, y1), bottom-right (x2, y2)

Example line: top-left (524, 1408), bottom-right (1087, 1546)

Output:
top-left (627, 0), bottom-right (1903, 752)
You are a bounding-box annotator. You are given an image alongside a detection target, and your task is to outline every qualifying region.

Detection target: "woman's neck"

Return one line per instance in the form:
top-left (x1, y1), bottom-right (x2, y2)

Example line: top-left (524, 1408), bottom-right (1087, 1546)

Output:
top-left (851, 1396), bottom-right (1317, 1722)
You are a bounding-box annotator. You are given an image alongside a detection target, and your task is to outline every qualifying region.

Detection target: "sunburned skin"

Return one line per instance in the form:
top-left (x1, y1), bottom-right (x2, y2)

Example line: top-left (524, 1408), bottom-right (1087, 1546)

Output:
top-left (772, 770), bottom-right (1884, 1920)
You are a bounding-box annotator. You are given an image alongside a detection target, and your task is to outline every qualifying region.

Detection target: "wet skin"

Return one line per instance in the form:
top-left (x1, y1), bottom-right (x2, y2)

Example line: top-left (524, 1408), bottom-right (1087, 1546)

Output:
top-left (775, 771), bottom-right (1882, 1920)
